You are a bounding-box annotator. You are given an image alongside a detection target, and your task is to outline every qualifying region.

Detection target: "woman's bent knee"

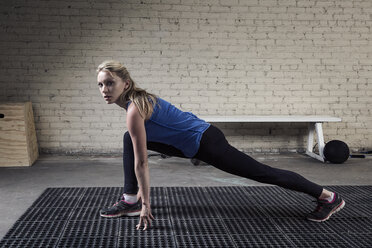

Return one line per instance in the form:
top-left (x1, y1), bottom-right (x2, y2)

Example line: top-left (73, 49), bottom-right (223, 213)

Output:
top-left (123, 131), bottom-right (131, 143)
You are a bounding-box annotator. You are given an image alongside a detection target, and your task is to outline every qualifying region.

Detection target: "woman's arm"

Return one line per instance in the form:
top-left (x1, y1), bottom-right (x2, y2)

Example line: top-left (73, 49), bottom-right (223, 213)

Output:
top-left (126, 103), bottom-right (154, 230)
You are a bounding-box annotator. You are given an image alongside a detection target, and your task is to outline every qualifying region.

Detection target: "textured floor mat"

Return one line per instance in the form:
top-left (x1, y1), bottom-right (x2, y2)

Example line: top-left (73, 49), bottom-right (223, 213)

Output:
top-left (1, 186), bottom-right (371, 247)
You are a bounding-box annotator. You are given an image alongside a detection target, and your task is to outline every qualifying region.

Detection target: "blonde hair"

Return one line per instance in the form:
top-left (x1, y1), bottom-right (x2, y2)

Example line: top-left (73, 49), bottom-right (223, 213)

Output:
top-left (97, 60), bottom-right (157, 120)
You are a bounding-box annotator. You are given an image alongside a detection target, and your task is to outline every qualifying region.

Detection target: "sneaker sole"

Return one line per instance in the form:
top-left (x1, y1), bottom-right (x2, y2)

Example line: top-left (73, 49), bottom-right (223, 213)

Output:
top-left (307, 199), bottom-right (345, 222)
top-left (100, 210), bottom-right (141, 218)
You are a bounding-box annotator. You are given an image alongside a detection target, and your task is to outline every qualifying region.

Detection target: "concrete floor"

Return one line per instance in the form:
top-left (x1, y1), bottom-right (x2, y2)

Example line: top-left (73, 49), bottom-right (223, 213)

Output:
top-left (0, 153), bottom-right (371, 240)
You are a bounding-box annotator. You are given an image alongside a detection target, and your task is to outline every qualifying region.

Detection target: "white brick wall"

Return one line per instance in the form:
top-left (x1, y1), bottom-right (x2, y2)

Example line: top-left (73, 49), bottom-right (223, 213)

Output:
top-left (0, 0), bottom-right (371, 155)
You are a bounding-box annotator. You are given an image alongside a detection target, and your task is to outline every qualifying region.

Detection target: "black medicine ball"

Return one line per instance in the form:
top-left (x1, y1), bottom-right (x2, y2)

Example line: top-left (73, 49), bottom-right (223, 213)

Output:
top-left (324, 140), bottom-right (350, 164)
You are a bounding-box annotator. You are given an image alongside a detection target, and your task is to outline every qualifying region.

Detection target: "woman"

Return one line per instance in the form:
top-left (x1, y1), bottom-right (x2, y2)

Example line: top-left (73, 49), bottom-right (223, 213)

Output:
top-left (97, 60), bottom-right (345, 230)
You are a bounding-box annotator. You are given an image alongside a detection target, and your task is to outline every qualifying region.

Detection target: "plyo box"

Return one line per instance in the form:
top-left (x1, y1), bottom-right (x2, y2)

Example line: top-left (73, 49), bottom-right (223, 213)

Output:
top-left (0, 102), bottom-right (39, 166)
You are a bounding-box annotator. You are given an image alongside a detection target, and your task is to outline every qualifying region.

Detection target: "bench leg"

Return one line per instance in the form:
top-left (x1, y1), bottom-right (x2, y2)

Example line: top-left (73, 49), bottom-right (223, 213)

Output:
top-left (307, 123), bottom-right (314, 153)
top-left (305, 123), bottom-right (325, 162)
top-left (315, 123), bottom-right (325, 160)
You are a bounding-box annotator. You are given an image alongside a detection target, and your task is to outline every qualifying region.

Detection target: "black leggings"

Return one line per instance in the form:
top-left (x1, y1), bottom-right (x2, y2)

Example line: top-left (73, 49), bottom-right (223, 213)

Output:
top-left (123, 125), bottom-right (323, 198)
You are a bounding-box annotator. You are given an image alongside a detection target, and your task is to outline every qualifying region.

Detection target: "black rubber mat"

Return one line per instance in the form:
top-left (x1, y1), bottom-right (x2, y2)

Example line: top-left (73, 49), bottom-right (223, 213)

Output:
top-left (1, 186), bottom-right (371, 247)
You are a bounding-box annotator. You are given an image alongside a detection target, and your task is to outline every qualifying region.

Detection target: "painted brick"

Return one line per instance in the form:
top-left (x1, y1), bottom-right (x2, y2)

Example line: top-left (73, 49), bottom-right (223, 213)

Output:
top-left (0, 0), bottom-right (370, 154)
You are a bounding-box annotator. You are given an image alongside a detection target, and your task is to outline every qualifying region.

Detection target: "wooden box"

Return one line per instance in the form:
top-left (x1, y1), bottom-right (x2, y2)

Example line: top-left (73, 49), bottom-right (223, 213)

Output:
top-left (0, 102), bottom-right (39, 166)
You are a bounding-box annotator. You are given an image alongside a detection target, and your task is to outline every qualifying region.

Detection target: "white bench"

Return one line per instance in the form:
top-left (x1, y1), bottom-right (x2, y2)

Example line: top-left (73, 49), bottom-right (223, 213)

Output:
top-left (199, 115), bottom-right (342, 162)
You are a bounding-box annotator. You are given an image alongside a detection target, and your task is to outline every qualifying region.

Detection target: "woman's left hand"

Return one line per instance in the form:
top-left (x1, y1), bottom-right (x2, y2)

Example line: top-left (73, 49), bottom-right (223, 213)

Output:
top-left (136, 203), bottom-right (155, 231)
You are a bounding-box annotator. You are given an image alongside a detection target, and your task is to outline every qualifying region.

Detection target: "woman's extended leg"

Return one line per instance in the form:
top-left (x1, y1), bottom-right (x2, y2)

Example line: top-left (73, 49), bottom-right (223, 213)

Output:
top-left (194, 125), bottom-right (323, 197)
top-left (194, 125), bottom-right (345, 222)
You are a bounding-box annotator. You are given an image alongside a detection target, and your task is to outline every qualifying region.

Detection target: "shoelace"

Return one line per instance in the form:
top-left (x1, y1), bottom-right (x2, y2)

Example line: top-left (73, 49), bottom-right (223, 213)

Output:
top-left (312, 199), bottom-right (328, 212)
top-left (113, 196), bottom-right (125, 207)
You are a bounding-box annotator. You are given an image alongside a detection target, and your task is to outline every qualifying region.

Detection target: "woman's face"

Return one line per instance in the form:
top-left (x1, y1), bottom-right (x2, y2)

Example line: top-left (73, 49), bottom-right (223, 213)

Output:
top-left (97, 70), bottom-right (129, 104)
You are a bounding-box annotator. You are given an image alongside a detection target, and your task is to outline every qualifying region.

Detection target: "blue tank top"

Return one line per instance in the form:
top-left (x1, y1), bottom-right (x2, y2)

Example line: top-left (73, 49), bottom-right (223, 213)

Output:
top-left (127, 98), bottom-right (210, 158)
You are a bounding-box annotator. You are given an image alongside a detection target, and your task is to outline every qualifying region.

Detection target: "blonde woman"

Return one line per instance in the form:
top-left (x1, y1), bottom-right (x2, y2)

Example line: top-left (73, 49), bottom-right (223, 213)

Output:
top-left (97, 60), bottom-right (345, 230)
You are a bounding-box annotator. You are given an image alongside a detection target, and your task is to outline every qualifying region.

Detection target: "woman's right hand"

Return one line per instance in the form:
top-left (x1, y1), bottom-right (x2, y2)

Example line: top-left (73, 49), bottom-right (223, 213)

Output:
top-left (136, 203), bottom-right (155, 231)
